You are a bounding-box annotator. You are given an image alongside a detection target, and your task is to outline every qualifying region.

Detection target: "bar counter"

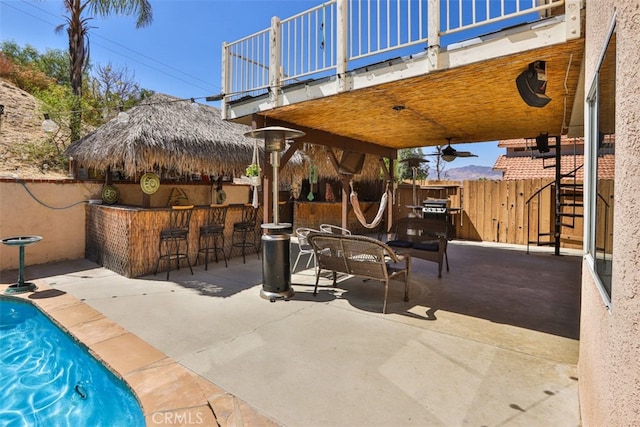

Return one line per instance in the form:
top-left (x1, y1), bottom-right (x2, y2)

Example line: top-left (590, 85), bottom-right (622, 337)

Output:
top-left (86, 203), bottom-right (262, 278)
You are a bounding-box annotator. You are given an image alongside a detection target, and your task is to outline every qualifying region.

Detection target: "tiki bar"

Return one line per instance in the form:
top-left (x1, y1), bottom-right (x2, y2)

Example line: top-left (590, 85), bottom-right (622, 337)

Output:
top-left (65, 94), bottom-right (388, 278)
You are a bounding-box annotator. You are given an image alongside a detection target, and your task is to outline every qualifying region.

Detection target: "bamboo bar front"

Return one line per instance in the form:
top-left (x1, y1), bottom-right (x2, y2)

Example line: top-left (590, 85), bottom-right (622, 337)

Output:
top-left (86, 204), bottom-right (263, 278)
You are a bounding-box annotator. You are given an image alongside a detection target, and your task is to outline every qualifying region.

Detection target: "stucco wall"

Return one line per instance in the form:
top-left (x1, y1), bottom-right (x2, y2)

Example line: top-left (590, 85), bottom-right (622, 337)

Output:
top-left (0, 180), bottom-right (102, 271)
top-left (0, 179), bottom-right (251, 271)
top-left (579, 1), bottom-right (640, 425)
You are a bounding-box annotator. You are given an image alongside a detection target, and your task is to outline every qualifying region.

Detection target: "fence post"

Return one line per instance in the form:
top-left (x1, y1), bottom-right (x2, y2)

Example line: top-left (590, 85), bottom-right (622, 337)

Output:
top-left (427, 0), bottom-right (440, 71)
top-left (336, 0), bottom-right (348, 92)
top-left (269, 16), bottom-right (281, 107)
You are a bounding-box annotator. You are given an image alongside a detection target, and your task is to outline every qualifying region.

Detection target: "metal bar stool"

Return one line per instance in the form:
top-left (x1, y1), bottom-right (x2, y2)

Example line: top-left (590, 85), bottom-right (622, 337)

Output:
top-left (154, 205), bottom-right (194, 280)
top-left (229, 204), bottom-right (259, 264)
top-left (196, 204), bottom-right (228, 270)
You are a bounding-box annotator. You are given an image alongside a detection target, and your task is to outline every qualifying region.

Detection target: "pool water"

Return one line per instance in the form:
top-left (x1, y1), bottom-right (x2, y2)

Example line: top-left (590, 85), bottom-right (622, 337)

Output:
top-left (0, 297), bottom-right (145, 426)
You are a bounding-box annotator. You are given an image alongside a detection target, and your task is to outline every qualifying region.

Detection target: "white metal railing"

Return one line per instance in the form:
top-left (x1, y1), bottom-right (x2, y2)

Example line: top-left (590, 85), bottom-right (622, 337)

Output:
top-left (222, 0), bottom-right (566, 101)
top-left (279, 2), bottom-right (338, 87)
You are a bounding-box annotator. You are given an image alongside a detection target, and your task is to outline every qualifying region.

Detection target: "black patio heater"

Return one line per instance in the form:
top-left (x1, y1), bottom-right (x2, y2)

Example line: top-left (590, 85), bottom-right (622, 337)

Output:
top-left (244, 126), bottom-right (305, 301)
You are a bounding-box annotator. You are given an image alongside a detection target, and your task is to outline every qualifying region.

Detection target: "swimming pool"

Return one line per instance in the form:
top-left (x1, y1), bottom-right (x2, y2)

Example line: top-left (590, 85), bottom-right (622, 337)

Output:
top-left (0, 297), bottom-right (145, 426)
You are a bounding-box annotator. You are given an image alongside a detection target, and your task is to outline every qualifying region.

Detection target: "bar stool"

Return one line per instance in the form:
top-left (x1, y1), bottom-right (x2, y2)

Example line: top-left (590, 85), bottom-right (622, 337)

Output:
top-left (229, 204), bottom-right (259, 263)
top-left (154, 205), bottom-right (194, 280)
top-left (196, 204), bottom-right (228, 270)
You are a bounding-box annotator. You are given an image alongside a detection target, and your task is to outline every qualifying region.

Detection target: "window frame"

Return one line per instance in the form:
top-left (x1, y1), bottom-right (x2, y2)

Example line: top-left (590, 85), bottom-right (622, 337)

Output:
top-left (584, 13), bottom-right (616, 310)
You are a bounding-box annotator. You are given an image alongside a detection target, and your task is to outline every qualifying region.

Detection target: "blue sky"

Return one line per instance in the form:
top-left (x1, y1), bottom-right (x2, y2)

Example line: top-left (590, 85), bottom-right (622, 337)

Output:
top-left (0, 0), bottom-right (503, 168)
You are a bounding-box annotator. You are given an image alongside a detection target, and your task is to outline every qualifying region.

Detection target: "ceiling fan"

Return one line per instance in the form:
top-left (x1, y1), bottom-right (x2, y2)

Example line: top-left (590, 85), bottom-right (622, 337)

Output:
top-left (428, 138), bottom-right (478, 162)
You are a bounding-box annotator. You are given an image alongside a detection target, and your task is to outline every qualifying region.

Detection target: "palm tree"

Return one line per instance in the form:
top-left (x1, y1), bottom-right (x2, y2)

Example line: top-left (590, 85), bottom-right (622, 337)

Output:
top-left (56, 0), bottom-right (153, 142)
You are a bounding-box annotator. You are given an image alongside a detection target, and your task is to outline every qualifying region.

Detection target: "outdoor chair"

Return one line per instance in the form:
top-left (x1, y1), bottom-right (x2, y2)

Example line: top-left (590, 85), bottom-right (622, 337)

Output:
top-left (229, 204), bottom-right (260, 263)
top-left (155, 205), bottom-right (194, 280)
top-left (307, 232), bottom-right (411, 314)
top-left (319, 224), bottom-right (352, 235)
top-left (196, 204), bottom-right (228, 270)
top-left (292, 227), bottom-right (320, 272)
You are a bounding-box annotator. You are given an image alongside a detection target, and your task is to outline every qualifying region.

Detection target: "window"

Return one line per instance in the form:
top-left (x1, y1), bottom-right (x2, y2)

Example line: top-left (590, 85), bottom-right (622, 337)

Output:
top-left (585, 18), bottom-right (616, 307)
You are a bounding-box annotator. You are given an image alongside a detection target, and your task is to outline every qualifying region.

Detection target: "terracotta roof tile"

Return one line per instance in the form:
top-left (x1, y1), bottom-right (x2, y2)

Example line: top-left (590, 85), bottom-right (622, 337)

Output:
top-left (493, 154), bottom-right (615, 180)
top-left (498, 135), bottom-right (584, 148)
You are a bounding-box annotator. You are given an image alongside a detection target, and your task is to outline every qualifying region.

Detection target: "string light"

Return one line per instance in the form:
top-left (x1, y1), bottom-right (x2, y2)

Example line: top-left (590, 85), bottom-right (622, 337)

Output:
top-left (117, 107), bottom-right (129, 124)
top-left (42, 114), bottom-right (59, 133)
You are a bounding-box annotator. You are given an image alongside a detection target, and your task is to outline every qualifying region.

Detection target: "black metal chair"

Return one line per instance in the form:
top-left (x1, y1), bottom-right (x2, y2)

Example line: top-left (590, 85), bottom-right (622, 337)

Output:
top-left (229, 204), bottom-right (260, 263)
top-left (196, 204), bottom-right (228, 270)
top-left (154, 205), bottom-right (194, 280)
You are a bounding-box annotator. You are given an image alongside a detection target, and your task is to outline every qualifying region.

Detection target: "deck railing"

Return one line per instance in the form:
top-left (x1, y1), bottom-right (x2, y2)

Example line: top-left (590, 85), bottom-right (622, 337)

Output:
top-left (221, 0), bottom-right (567, 102)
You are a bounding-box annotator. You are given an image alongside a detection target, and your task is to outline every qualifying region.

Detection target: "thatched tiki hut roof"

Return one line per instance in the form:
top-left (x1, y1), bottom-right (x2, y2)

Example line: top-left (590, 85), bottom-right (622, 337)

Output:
top-left (65, 93), bottom-right (303, 182)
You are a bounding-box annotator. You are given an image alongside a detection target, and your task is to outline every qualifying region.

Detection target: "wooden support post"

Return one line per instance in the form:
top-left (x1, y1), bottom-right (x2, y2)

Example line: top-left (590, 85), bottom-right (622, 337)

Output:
top-left (325, 146), bottom-right (352, 230)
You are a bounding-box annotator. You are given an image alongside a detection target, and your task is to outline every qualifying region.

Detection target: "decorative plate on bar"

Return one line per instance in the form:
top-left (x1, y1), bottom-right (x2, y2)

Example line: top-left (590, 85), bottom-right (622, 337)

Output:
top-left (140, 173), bottom-right (160, 195)
top-left (101, 185), bottom-right (119, 204)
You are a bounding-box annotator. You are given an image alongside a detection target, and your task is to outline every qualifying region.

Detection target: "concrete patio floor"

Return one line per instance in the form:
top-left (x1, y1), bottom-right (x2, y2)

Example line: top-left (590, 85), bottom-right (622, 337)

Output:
top-left (1, 240), bottom-right (582, 426)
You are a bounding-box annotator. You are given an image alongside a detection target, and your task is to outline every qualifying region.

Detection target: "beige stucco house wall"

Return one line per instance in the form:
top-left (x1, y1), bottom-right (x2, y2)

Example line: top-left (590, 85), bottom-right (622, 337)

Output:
top-left (579, 1), bottom-right (640, 425)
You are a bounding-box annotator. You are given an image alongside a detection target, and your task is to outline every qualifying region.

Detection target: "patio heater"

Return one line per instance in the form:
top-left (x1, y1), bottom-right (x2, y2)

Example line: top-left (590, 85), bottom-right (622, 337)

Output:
top-left (244, 126), bottom-right (305, 301)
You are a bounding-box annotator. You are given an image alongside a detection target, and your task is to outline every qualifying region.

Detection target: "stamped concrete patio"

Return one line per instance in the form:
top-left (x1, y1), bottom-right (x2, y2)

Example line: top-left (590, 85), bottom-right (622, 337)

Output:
top-left (1, 240), bottom-right (582, 426)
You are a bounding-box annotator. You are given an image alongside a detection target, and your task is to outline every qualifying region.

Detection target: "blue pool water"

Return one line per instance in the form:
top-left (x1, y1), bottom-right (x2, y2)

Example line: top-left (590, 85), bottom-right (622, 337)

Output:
top-left (0, 297), bottom-right (145, 426)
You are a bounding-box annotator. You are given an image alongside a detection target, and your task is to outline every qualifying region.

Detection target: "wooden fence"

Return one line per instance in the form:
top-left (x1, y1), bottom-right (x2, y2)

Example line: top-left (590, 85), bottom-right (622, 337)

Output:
top-left (395, 179), bottom-right (614, 251)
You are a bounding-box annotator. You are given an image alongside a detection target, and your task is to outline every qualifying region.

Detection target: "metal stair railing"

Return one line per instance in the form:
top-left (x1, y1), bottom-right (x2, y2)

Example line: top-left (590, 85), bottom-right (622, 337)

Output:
top-left (526, 179), bottom-right (556, 254)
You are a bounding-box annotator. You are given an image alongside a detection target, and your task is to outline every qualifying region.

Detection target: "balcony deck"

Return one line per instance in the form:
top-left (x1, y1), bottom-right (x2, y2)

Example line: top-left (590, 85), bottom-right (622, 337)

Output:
top-left (221, 0), bottom-right (585, 151)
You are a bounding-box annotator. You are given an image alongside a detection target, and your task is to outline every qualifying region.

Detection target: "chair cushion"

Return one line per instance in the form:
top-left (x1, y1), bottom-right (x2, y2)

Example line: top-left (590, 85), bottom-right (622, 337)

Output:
top-left (413, 242), bottom-right (439, 251)
top-left (387, 240), bottom-right (413, 248)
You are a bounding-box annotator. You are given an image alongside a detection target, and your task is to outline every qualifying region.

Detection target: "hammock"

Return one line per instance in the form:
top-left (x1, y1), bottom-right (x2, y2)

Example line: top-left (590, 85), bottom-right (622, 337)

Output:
top-left (350, 182), bottom-right (389, 229)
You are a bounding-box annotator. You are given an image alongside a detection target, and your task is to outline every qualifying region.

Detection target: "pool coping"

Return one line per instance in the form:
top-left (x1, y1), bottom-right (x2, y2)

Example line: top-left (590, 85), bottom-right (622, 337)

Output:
top-left (1, 281), bottom-right (280, 427)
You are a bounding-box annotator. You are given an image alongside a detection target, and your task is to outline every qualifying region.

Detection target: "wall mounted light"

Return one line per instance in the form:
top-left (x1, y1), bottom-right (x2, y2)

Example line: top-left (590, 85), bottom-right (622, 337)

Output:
top-left (516, 61), bottom-right (551, 107)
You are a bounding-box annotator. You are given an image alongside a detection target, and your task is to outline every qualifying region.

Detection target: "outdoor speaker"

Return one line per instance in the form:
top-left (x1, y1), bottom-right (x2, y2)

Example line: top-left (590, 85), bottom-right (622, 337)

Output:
top-left (516, 61), bottom-right (551, 108)
top-left (338, 151), bottom-right (365, 174)
top-left (535, 133), bottom-right (550, 153)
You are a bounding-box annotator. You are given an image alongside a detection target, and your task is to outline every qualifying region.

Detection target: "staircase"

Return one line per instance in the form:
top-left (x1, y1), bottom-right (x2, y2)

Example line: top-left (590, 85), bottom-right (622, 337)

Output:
top-left (526, 136), bottom-right (584, 255)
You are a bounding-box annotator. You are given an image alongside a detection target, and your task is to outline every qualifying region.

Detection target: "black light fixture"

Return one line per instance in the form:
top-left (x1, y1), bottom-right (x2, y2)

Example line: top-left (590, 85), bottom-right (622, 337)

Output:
top-left (535, 132), bottom-right (550, 153)
top-left (516, 61), bottom-right (551, 108)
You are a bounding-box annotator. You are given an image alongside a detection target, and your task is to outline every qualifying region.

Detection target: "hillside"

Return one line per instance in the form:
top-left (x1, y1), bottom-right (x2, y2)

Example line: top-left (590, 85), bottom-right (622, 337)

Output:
top-left (0, 79), bottom-right (68, 179)
top-left (437, 165), bottom-right (502, 181)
